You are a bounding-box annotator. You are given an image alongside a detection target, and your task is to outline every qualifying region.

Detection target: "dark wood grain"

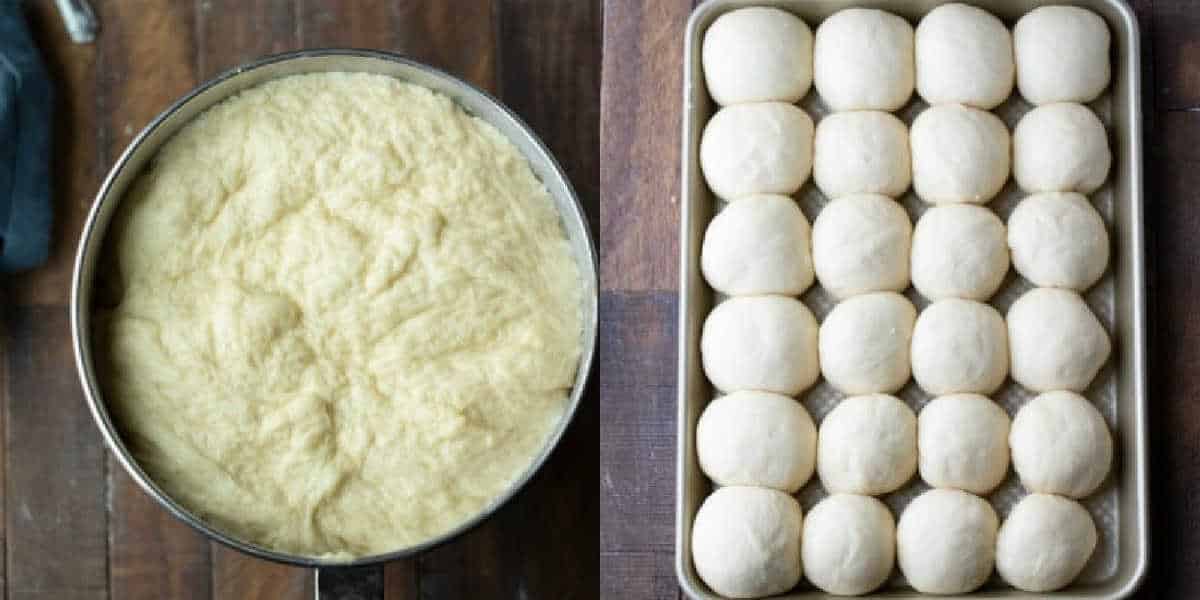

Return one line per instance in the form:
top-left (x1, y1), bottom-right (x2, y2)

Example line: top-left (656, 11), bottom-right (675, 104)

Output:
top-left (1153, 0), bottom-right (1200, 110)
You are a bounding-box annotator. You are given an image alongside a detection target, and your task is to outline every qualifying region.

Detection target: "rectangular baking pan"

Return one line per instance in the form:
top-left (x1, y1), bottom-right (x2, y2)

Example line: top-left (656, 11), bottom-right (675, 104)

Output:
top-left (675, 1), bottom-right (1147, 598)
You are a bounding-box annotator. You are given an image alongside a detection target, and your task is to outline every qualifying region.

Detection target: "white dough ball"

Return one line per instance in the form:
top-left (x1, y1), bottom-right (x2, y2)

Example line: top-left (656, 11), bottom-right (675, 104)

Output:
top-left (701, 195), bottom-right (814, 296)
top-left (813, 111), bottom-right (911, 199)
top-left (1008, 192), bottom-right (1110, 291)
top-left (1006, 288), bottom-right (1111, 392)
top-left (911, 204), bottom-right (1009, 301)
top-left (700, 103), bottom-right (814, 201)
top-left (997, 494), bottom-right (1099, 592)
top-left (817, 394), bottom-right (917, 495)
top-left (697, 391), bottom-right (817, 492)
top-left (703, 7), bottom-right (814, 106)
top-left (897, 488), bottom-right (999, 594)
top-left (1013, 103), bottom-right (1111, 195)
top-left (915, 3), bottom-right (1014, 109)
top-left (802, 494), bottom-right (895, 596)
top-left (911, 299), bottom-right (1009, 395)
top-left (692, 486), bottom-right (803, 598)
top-left (819, 292), bottom-right (916, 395)
top-left (918, 394), bottom-right (1011, 494)
top-left (1014, 6), bottom-right (1111, 105)
top-left (814, 8), bottom-right (915, 111)
top-left (701, 296), bottom-right (820, 396)
top-left (1010, 390), bottom-right (1112, 498)
top-left (812, 194), bottom-right (911, 299)
top-left (910, 103), bottom-right (1010, 204)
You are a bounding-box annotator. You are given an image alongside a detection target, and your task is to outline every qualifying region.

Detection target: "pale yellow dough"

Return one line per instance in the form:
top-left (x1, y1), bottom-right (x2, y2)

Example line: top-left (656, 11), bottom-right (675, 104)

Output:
top-left (97, 73), bottom-right (583, 559)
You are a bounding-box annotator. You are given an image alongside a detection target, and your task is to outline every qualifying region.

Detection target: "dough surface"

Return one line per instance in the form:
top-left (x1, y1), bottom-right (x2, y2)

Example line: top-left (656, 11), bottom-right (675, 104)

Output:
top-left (1014, 6), bottom-right (1111, 105)
top-left (701, 296), bottom-right (820, 396)
top-left (918, 393), bottom-right (1010, 494)
top-left (897, 488), bottom-right (998, 594)
top-left (814, 8), bottom-right (914, 112)
top-left (911, 299), bottom-right (1009, 395)
top-left (1010, 391), bottom-right (1112, 498)
top-left (813, 111), bottom-right (911, 199)
top-left (1007, 192), bottom-right (1109, 291)
top-left (801, 494), bottom-right (895, 596)
top-left (701, 194), bottom-right (814, 296)
top-left (915, 3), bottom-right (1014, 109)
top-left (692, 486), bottom-right (803, 598)
top-left (817, 394), bottom-right (917, 495)
top-left (703, 7), bottom-right (814, 106)
top-left (812, 194), bottom-right (911, 299)
top-left (910, 204), bottom-right (1009, 301)
top-left (910, 103), bottom-right (1010, 205)
top-left (700, 103), bottom-right (815, 200)
top-left (818, 292), bottom-right (915, 395)
top-left (99, 73), bottom-right (583, 558)
top-left (697, 391), bottom-right (816, 492)
top-left (1013, 102), bottom-right (1111, 194)
top-left (997, 493), bottom-right (1098, 592)
top-left (1006, 288), bottom-right (1111, 392)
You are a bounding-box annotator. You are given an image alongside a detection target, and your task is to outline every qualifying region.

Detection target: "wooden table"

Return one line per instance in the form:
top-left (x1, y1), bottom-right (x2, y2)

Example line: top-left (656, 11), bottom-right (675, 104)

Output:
top-left (1, 1), bottom-right (598, 598)
top-left (599, 0), bottom-right (1200, 597)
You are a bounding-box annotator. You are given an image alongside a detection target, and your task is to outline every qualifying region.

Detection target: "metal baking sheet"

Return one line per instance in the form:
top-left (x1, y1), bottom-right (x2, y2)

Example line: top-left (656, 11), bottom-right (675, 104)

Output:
top-left (676, 1), bottom-right (1147, 598)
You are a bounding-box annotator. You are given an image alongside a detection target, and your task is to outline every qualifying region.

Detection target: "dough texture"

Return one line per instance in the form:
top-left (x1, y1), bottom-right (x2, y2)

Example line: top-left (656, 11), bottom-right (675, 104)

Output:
top-left (692, 486), bottom-right (803, 598)
top-left (697, 391), bottom-right (817, 492)
top-left (911, 299), bottom-right (1009, 395)
top-left (997, 493), bottom-right (1099, 592)
top-left (813, 111), bottom-right (911, 199)
top-left (812, 194), bottom-right (911, 299)
top-left (1014, 6), bottom-right (1111, 105)
top-left (817, 394), bottom-right (917, 495)
top-left (700, 103), bottom-right (815, 200)
top-left (1007, 192), bottom-right (1110, 290)
top-left (910, 103), bottom-right (1010, 204)
top-left (818, 292), bottom-right (916, 395)
top-left (915, 3), bottom-right (1014, 109)
top-left (99, 73), bottom-right (583, 558)
top-left (1010, 391), bottom-right (1113, 498)
top-left (703, 7), bottom-right (814, 106)
top-left (918, 394), bottom-right (1010, 494)
top-left (1006, 288), bottom-right (1111, 392)
top-left (897, 488), bottom-right (998, 594)
top-left (814, 8), bottom-right (915, 111)
top-left (701, 194), bottom-right (814, 296)
top-left (801, 494), bottom-right (895, 596)
top-left (1013, 102), bottom-right (1111, 194)
top-left (701, 296), bottom-right (820, 396)
top-left (911, 204), bottom-right (1009, 301)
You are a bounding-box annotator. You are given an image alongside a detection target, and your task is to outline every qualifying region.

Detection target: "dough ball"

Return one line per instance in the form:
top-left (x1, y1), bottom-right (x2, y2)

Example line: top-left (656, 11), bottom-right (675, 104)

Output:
top-left (700, 103), bottom-right (815, 201)
top-left (1008, 192), bottom-right (1109, 291)
top-left (817, 394), bottom-right (917, 495)
top-left (1006, 288), bottom-right (1111, 392)
top-left (701, 194), bottom-right (814, 296)
top-left (702, 7), bottom-right (813, 106)
top-left (897, 488), bottom-right (998, 594)
top-left (814, 8), bottom-right (914, 111)
top-left (1013, 103), bottom-right (1111, 195)
top-left (911, 204), bottom-right (1009, 301)
top-left (701, 296), bottom-right (820, 396)
top-left (997, 493), bottom-right (1098, 592)
top-left (812, 194), bottom-right (911, 299)
top-left (819, 292), bottom-right (916, 395)
top-left (692, 486), bottom-right (803, 598)
top-left (911, 299), bottom-right (1008, 395)
top-left (915, 3), bottom-right (1014, 109)
top-left (918, 394), bottom-right (1011, 494)
top-left (697, 391), bottom-right (817, 492)
top-left (802, 494), bottom-right (895, 596)
top-left (1014, 6), bottom-right (1111, 105)
top-left (910, 103), bottom-right (1010, 205)
top-left (813, 111), bottom-right (911, 199)
top-left (1010, 390), bottom-right (1112, 498)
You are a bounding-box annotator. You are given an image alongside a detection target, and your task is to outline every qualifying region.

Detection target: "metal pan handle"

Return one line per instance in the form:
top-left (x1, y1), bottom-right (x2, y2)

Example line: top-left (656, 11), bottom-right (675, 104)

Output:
top-left (315, 565), bottom-right (383, 600)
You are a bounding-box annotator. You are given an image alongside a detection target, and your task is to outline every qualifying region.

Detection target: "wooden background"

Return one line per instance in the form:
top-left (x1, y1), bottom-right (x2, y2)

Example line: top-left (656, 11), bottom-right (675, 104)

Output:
top-left (599, 0), bottom-right (1200, 598)
top-left (2, 1), bottom-right (599, 598)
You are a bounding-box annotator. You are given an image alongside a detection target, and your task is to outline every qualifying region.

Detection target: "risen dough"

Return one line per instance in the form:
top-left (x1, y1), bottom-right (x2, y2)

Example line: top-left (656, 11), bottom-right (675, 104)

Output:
top-left (1006, 288), bottom-right (1111, 392)
top-left (802, 494), bottom-right (895, 596)
top-left (911, 299), bottom-right (1009, 395)
top-left (813, 111), bottom-right (911, 199)
top-left (1007, 192), bottom-right (1109, 290)
top-left (897, 488), bottom-right (998, 594)
top-left (1014, 6), bottom-right (1111, 105)
top-left (817, 394), bottom-right (917, 495)
top-left (703, 7), bottom-right (814, 106)
top-left (692, 486), bottom-right (803, 598)
top-left (697, 391), bottom-right (816, 492)
top-left (1013, 103), bottom-right (1111, 194)
top-left (1010, 391), bottom-right (1113, 498)
top-left (910, 103), bottom-right (1010, 205)
top-left (812, 194), bottom-right (911, 299)
top-left (918, 394), bottom-right (1010, 494)
top-left (911, 204), bottom-right (1009, 301)
top-left (701, 194), bottom-right (814, 296)
top-left (701, 296), bottom-right (820, 396)
top-left (700, 103), bottom-right (815, 200)
top-left (818, 292), bottom-right (916, 395)
top-left (915, 3), bottom-right (1014, 109)
top-left (814, 8), bottom-right (915, 111)
top-left (997, 493), bottom-right (1099, 592)
top-left (100, 73), bottom-right (583, 558)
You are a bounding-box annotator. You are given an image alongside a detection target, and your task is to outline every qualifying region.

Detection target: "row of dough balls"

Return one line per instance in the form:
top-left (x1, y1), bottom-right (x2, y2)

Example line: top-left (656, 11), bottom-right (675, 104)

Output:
top-left (703, 4), bottom-right (1110, 110)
